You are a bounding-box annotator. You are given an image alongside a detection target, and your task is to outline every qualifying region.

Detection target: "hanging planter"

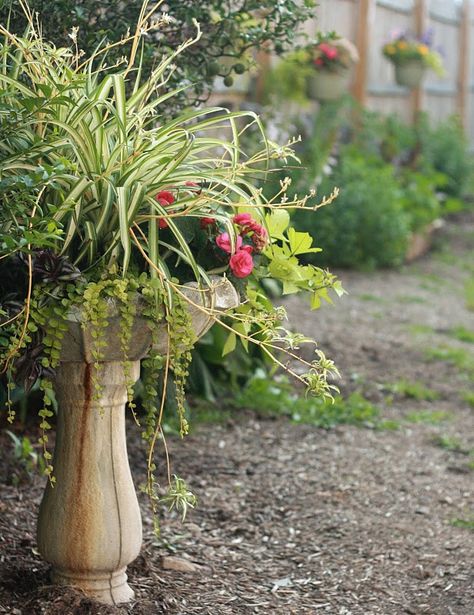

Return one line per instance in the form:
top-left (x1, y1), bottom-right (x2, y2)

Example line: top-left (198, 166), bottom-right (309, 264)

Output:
top-left (36, 279), bottom-right (239, 605)
top-left (394, 59), bottom-right (426, 89)
top-left (305, 37), bottom-right (359, 103)
top-left (307, 69), bottom-right (351, 102)
top-left (383, 33), bottom-right (445, 89)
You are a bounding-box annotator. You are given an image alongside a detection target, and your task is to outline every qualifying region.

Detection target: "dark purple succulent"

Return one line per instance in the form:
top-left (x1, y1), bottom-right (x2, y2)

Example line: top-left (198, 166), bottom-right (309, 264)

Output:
top-left (31, 249), bottom-right (83, 284)
top-left (13, 335), bottom-right (55, 393)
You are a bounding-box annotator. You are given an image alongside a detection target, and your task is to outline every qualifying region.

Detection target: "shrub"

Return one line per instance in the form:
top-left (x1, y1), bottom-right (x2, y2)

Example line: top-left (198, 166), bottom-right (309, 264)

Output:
top-left (1, 0), bottom-right (317, 114)
top-left (398, 169), bottom-right (444, 231)
top-left (417, 115), bottom-right (473, 199)
top-left (293, 149), bottom-right (410, 269)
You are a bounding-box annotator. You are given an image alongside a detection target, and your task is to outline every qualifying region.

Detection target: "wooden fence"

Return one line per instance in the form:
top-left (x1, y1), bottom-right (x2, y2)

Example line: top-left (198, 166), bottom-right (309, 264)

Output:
top-left (302, 0), bottom-right (474, 147)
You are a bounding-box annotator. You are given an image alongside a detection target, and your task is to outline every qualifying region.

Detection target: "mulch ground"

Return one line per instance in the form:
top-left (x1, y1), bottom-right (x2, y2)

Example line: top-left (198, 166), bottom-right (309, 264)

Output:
top-left (1, 213), bottom-right (473, 614)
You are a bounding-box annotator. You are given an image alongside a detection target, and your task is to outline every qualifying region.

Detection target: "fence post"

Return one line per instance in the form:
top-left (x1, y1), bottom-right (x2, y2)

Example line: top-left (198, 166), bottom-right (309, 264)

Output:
top-left (352, 0), bottom-right (375, 105)
top-left (458, 0), bottom-right (471, 129)
top-left (412, 0), bottom-right (428, 120)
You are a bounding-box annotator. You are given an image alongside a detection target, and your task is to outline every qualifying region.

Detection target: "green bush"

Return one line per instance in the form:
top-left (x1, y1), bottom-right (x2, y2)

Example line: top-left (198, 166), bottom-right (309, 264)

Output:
top-left (418, 115), bottom-right (473, 199)
top-left (398, 169), bottom-right (444, 231)
top-left (1, 0), bottom-right (316, 115)
top-left (293, 149), bottom-right (410, 269)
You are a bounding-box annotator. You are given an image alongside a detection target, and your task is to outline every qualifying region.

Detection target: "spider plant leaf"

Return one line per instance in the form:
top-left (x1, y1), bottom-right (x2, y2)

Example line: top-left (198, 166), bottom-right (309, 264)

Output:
top-left (117, 186), bottom-right (132, 275)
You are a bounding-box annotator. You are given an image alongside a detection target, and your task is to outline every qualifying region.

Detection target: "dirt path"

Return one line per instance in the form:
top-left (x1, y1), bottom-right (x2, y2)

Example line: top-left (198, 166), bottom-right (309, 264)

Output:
top-left (0, 215), bottom-right (473, 615)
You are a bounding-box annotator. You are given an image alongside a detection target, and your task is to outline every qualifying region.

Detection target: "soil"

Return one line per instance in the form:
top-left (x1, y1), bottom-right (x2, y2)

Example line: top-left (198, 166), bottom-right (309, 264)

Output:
top-left (1, 214), bottom-right (473, 615)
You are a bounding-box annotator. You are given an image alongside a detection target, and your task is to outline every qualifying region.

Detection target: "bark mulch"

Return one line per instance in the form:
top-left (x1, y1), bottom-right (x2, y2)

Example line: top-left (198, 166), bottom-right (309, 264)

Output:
top-left (1, 213), bottom-right (473, 614)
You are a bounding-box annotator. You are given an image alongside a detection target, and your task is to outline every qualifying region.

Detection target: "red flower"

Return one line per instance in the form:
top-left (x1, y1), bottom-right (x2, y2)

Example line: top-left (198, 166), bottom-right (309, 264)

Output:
top-left (314, 58), bottom-right (324, 66)
top-left (155, 190), bottom-right (175, 229)
top-left (229, 249), bottom-right (254, 278)
top-left (200, 217), bottom-right (216, 229)
top-left (155, 190), bottom-right (175, 206)
top-left (233, 213), bottom-right (253, 226)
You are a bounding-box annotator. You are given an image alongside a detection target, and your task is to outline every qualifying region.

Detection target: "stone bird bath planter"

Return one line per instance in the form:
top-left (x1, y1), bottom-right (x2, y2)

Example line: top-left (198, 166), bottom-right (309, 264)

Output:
top-left (37, 278), bottom-right (238, 605)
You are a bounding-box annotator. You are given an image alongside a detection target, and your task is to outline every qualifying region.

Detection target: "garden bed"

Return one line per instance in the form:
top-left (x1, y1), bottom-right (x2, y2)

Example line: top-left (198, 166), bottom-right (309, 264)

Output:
top-left (1, 213), bottom-right (473, 614)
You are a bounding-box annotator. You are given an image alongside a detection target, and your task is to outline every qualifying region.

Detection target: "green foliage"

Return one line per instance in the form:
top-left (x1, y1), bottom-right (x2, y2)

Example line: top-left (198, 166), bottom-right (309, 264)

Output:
top-left (388, 379), bottom-right (439, 401)
top-left (265, 105), bottom-right (472, 271)
top-left (408, 323), bottom-right (435, 335)
top-left (397, 169), bottom-right (443, 231)
top-left (293, 149), bottom-right (410, 269)
top-left (404, 410), bottom-right (451, 424)
top-left (461, 391), bottom-right (474, 408)
top-left (418, 115), bottom-right (473, 199)
top-left (448, 326), bottom-right (474, 344)
top-left (424, 345), bottom-right (474, 375)
top-left (450, 518), bottom-right (474, 531)
top-left (1, 0), bottom-right (316, 114)
top-left (263, 48), bottom-right (315, 105)
top-left (4, 430), bottom-right (45, 482)
top-left (234, 377), bottom-right (381, 429)
top-left (358, 293), bottom-right (386, 303)
top-left (160, 475), bottom-right (197, 523)
top-left (433, 435), bottom-right (470, 454)
top-left (464, 280), bottom-right (474, 312)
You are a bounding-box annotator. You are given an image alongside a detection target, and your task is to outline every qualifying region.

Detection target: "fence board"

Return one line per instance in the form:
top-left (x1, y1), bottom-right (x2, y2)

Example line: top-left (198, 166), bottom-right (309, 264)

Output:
top-left (469, 6), bottom-right (474, 146)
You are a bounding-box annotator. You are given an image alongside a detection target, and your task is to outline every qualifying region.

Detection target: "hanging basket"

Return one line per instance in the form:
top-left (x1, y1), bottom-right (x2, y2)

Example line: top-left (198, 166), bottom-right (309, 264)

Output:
top-left (36, 278), bottom-right (239, 605)
top-left (307, 69), bottom-right (351, 102)
top-left (394, 60), bottom-right (426, 88)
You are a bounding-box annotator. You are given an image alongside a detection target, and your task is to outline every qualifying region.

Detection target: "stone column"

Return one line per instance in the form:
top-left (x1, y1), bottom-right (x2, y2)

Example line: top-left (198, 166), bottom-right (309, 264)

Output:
top-left (37, 361), bottom-right (142, 605)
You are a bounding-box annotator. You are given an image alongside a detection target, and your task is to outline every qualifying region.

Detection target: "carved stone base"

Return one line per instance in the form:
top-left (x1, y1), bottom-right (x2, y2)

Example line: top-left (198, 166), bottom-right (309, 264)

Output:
top-left (36, 278), bottom-right (239, 604)
top-left (37, 362), bottom-right (142, 606)
top-left (51, 566), bottom-right (134, 605)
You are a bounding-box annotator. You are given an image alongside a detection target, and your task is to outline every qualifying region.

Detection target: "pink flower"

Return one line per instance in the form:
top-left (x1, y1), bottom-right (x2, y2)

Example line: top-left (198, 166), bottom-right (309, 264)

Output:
top-left (200, 217), bottom-right (216, 229)
top-left (314, 58), bottom-right (324, 66)
top-left (319, 43), bottom-right (338, 60)
top-left (185, 181), bottom-right (199, 187)
top-left (229, 249), bottom-right (254, 278)
top-left (233, 213), bottom-right (253, 226)
top-left (241, 244), bottom-right (254, 254)
top-left (155, 190), bottom-right (175, 229)
top-left (216, 232), bottom-right (243, 254)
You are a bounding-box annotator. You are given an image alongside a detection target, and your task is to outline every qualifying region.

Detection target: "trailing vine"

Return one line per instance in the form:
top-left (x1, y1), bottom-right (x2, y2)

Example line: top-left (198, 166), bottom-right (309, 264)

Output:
top-left (165, 289), bottom-right (196, 438)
